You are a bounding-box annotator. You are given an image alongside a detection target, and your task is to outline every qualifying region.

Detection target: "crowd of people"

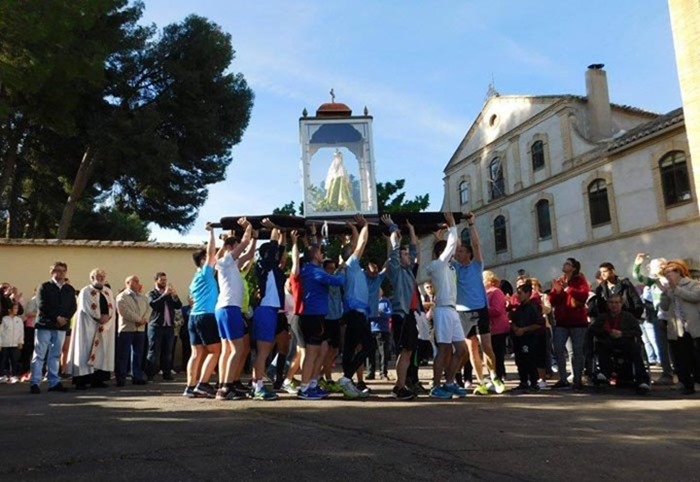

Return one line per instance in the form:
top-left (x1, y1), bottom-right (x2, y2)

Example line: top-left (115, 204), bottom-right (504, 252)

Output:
top-left (2, 211), bottom-right (699, 401)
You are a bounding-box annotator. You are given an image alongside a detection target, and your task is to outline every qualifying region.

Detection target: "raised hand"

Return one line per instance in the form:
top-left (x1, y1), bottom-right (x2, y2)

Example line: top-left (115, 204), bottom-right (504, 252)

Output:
top-left (354, 213), bottom-right (367, 228)
top-left (444, 211), bottom-right (455, 227)
top-left (380, 214), bottom-right (394, 226)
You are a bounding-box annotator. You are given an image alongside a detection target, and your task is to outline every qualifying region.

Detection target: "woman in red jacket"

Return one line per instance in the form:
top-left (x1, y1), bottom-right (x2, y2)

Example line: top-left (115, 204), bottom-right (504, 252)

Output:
top-left (549, 258), bottom-right (590, 390)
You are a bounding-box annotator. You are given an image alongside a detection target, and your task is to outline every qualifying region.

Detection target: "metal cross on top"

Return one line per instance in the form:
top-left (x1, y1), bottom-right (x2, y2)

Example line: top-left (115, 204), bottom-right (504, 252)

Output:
top-left (329, 88), bottom-right (335, 103)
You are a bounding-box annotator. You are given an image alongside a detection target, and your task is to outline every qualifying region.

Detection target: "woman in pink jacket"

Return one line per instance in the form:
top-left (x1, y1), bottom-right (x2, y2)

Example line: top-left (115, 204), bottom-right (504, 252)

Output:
top-left (549, 258), bottom-right (590, 390)
top-left (483, 271), bottom-right (510, 382)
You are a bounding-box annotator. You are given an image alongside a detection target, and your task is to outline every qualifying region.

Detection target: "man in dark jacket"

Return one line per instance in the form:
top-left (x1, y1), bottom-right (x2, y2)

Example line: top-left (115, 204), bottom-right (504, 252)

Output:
top-left (146, 272), bottom-right (182, 381)
top-left (593, 262), bottom-right (644, 319)
top-left (590, 294), bottom-right (650, 393)
top-left (29, 262), bottom-right (77, 394)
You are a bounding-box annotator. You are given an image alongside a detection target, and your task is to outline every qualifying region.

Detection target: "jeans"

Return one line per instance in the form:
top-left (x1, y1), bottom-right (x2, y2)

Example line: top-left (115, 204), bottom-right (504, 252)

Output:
top-left (30, 329), bottom-right (66, 387)
top-left (146, 325), bottom-right (175, 378)
top-left (654, 318), bottom-right (673, 377)
top-left (116, 331), bottom-right (146, 382)
top-left (554, 326), bottom-right (586, 384)
top-left (641, 321), bottom-right (659, 364)
top-left (367, 331), bottom-right (391, 376)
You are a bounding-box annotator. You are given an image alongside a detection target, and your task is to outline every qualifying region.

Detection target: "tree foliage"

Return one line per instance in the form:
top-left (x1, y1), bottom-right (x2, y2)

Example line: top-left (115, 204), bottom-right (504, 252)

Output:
top-left (0, 1), bottom-right (254, 240)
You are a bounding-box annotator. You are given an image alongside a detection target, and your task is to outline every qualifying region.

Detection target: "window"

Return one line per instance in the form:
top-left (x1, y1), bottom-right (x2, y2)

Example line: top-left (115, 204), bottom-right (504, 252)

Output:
top-left (531, 140), bottom-right (545, 171)
top-left (459, 181), bottom-right (469, 205)
top-left (588, 179), bottom-right (611, 226)
top-left (460, 227), bottom-right (471, 247)
top-left (660, 151), bottom-right (691, 206)
top-left (536, 199), bottom-right (551, 239)
top-left (494, 215), bottom-right (507, 252)
top-left (489, 157), bottom-right (505, 200)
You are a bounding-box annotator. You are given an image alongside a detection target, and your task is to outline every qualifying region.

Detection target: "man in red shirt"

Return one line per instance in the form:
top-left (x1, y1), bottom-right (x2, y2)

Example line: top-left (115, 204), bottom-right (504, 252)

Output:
top-left (589, 294), bottom-right (650, 393)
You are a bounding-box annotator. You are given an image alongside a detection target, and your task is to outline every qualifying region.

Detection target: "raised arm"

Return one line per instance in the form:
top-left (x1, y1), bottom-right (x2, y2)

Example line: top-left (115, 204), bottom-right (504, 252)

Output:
top-left (352, 214), bottom-right (369, 258)
top-left (231, 217), bottom-right (253, 260)
top-left (439, 212), bottom-right (458, 263)
top-left (205, 222), bottom-right (217, 267)
top-left (290, 230), bottom-right (301, 276)
top-left (464, 211), bottom-right (482, 263)
top-left (238, 234), bottom-right (257, 269)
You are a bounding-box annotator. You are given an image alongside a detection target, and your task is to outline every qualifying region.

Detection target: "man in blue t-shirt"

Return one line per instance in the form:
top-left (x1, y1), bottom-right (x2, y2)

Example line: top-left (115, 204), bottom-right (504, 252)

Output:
top-left (453, 212), bottom-right (504, 395)
top-left (336, 214), bottom-right (372, 399)
top-left (184, 222), bottom-right (221, 399)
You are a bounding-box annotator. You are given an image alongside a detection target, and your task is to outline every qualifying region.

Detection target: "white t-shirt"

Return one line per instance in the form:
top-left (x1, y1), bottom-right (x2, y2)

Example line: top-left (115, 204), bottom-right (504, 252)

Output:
top-left (215, 252), bottom-right (244, 309)
top-left (425, 226), bottom-right (458, 307)
top-left (260, 269), bottom-right (281, 308)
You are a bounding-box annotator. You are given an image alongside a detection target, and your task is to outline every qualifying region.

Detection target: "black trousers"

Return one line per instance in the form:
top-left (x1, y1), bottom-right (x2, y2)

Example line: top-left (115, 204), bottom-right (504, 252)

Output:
top-left (513, 334), bottom-right (538, 387)
top-left (342, 311), bottom-right (372, 379)
top-left (669, 333), bottom-right (700, 390)
top-left (491, 333), bottom-right (508, 380)
top-left (595, 336), bottom-right (649, 385)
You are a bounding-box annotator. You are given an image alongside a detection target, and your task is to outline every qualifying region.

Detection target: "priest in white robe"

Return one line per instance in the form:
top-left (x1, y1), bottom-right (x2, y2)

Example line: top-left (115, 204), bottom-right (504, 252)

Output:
top-left (67, 268), bottom-right (116, 389)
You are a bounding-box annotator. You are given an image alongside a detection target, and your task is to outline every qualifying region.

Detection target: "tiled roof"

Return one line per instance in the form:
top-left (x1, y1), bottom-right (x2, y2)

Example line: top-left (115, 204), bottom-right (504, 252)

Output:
top-left (496, 94), bottom-right (660, 117)
top-left (0, 239), bottom-right (202, 249)
top-left (607, 107), bottom-right (684, 151)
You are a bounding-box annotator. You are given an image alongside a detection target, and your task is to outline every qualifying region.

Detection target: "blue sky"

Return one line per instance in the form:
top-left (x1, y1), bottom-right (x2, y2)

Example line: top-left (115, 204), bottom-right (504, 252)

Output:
top-left (140, 0), bottom-right (681, 243)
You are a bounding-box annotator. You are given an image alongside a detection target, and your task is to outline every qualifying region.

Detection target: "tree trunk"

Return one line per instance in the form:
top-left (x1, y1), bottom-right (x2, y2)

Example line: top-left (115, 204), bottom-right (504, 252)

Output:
top-left (5, 157), bottom-right (26, 238)
top-left (57, 146), bottom-right (96, 239)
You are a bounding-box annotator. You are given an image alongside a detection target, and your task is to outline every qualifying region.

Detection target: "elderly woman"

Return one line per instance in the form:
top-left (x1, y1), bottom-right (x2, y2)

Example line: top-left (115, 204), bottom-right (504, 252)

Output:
top-left (660, 259), bottom-right (700, 395)
top-left (67, 268), bottom-right (116, 389)
top-left (482, 271), bottom-right (510, 382)
top-left (633, 254), bottom-right (674, 385)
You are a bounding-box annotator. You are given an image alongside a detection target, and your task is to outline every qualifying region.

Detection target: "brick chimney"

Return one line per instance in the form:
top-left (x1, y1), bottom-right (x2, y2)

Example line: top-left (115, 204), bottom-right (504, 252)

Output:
top-left (585, 64), bottom-right (613, 141)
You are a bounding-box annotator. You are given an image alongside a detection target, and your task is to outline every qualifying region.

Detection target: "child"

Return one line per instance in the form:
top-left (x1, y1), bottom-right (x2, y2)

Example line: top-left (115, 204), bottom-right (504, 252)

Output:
top-left (0, 303), bottom-right (24, 383)
top-left (509, 282), bottom-right (544, 392)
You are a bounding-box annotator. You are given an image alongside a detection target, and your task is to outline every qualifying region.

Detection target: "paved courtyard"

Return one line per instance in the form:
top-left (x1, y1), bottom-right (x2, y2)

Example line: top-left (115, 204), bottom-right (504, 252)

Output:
top-left (2, 366), bottom-right (699, 482)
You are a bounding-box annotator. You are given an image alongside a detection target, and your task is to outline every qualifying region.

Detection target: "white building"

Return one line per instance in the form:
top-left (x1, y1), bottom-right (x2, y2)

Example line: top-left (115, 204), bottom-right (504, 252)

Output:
top-left (435, 65), bottom-right (698, 285)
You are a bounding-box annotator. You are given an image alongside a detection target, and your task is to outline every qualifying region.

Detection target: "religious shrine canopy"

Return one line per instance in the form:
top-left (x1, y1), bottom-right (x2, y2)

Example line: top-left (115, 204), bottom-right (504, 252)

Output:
top-left (213, 212), bottom-right (467, 240)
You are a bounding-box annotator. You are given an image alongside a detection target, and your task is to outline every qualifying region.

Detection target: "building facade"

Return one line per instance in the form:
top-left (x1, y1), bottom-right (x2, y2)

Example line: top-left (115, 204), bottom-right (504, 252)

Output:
top-left (435, 66), bottom-right (698, 285)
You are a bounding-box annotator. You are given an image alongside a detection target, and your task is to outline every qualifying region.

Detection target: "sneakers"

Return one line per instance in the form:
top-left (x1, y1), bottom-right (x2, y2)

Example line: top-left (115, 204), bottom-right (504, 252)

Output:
top-left (319, 379), bottom-right (343, 394)
top-left (392, 386), bottom-right (416, 400)
top-left (253, 385), bottom-right (279, 401)
top-left (29, 384), bottom-right (41, 394)
top-left (297, 387), bottom-right (324, 400)
top-left (551, 380), bottom-right (571, 390)
top-left (537, 379), bottom-right (548, 390)
top-left (47, 382), bottom-right (67, 392)
top-left (282, 379), bottom-right (300, 394)
top-left (410, 381), bottom-right (430, 395)
top-left (9, 376), bottom-right (19, 384)
top-left (310, 385), bottom-right (329, 399)
top-left (193, 382), bottom-right (216, 398)
top-left (215, 388), bottom-right (229, 400)
top-left (636, 383), bottom-right (651, 394)
top-left (444, 383), bottom-right (468, 398)
top-left (653, 374), bottom-right (674, 386)
top-left (429, 385), bottom-right (453, 399)
top-left (473, 383), bottom-right (490, 396)
top-left (182, 386), bottom-right (196, 398)
top-left (338, 377), bottom-right (362, 399)
top-left (356, 381), bottom-right (372, 397)
top-left (595, 373), bottom-right (608, 383)
top-left (0, 376), bottom-right (8, 383)
top-left (491, 378), bottom-right (506, 394)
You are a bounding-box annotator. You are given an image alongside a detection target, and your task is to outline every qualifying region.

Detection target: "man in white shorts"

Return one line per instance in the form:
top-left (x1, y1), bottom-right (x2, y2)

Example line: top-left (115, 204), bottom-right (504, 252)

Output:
top-left (426, 212), bottom-right (468, 399)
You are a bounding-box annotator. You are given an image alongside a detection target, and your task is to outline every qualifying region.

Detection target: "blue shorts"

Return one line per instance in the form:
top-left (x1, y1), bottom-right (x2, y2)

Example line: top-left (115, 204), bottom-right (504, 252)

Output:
top-left (252, 306), bottom-right (277, 343)
top-left (215, 306), bottom-right (246, 341)
top-left (188, 313), bottom-right (220, 346)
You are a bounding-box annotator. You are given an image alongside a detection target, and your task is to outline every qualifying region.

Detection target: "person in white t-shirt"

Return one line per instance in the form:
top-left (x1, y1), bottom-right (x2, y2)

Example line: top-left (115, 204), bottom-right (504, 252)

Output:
top-left (214, 217), bottom-right (256, 401)
top-left (425, 212), bottom-right (468, 399)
